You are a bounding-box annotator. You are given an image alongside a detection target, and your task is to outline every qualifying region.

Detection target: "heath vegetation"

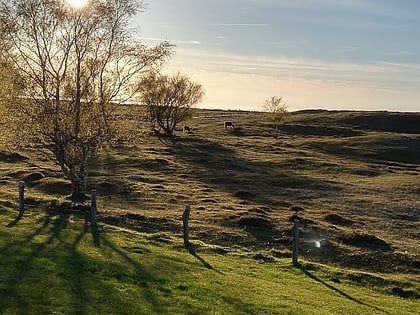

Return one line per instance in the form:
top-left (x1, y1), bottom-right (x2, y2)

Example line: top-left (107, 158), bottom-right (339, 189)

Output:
top-left (0, 108), bottom-right (419, 314)
top-left (0, 1), bottom-right (419, 313)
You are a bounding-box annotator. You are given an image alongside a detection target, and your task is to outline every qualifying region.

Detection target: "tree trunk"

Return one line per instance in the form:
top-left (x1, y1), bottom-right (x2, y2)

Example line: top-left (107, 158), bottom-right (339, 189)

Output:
top-left (162, 124), bottom-right (174, 135)
top-left (70, 174), bottom-right (87, 201)
top-left (71, 144), bottom-right (90, 200)
top-left (274, 123), bottom-right (280, 138)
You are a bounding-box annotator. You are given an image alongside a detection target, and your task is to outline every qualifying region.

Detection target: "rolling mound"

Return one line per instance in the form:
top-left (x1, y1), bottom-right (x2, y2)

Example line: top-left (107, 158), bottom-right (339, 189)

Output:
top-left (1, 109), bottom-right (419, 275)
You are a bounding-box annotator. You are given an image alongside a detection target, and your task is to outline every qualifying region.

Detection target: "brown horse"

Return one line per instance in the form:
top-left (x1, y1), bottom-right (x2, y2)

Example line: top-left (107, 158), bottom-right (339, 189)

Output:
top-left (224, 121), bottom-right (234, 130)
top-left (183, 125), bottom-right (191, 133)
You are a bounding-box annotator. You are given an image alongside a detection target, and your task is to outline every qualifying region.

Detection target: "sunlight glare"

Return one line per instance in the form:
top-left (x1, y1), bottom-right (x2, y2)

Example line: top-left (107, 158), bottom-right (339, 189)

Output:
top-left (66, 0), bottom-right (88, 8)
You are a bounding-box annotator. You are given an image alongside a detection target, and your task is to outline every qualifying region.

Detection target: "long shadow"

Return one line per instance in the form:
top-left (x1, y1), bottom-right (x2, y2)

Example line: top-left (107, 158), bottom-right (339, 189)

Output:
top-left (99, 235), bottom-right (167, 314)
top-left (91, 224), bottom-right (101, 247)
top-left (85, 134), bottom-right (345, 250)
top-left (0, 211), bottom-right (72, 312)
top-left (298, 264), bottom-right (390, 314)
top-left (0, 206), bottom-right (166, 314)
top-left (94, 135), bottom-right (342, 210)
top-left (93, 136), bottom-right (344, 247)
top-left (185, 242), bottom-right (222, 272)
top-left (6, 211), bottom-right (24, 227)
top-left (156, 133), bottom-right (178, 145)
top-left (168, 137), bottom-right (342, 243)
top-left (170, 137), bottom-right (342, 205)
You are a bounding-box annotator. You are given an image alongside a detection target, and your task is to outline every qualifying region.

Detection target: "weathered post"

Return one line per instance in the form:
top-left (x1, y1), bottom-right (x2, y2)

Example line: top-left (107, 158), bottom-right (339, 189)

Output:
top-left (292, 219), bottom-right (300, 266)
top-left (90, 189), bottom-right (97, 225)
top-left (182, 205), bottom-right (191, 247)
top-left (18, 181), bottom-right (25, 215)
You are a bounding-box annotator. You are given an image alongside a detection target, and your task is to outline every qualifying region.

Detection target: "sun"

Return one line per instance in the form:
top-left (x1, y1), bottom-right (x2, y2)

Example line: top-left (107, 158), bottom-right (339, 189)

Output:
top-left (66, 0), bottom-right (88, 8)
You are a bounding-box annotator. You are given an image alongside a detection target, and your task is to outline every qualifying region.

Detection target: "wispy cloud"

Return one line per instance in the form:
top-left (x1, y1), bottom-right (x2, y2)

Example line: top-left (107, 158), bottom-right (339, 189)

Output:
top-left (257, 40), bottom-right (301, 50)
top-left (170, 47), bottom-right (420, 92)
top-left (143, 37), bottom-right (202, 45)
top-left (246, 0), bottom-right (417, 18)
top-left (164, 46), bottom-right (420, 111)
top-left (136, 0), bottom-right (420, 112)
top-left (143, 37), bottom-right (169, 42)
top-left (339, 45), bottom-right (360, 53)
top-left (210, 23), bottom-right (268, 27)
top-left (373, 60), bottom-right (420, 71)
top-left (177, 40), bottom-right (201, 45)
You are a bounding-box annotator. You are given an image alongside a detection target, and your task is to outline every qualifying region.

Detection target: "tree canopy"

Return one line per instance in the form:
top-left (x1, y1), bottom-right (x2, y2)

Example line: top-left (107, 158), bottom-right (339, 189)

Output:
top-left (263, 96), bottom-right (288, 138)
top-left (0, 0), bottom-right (173, 199)
top-left (139, 71), bottom-right (205, 135)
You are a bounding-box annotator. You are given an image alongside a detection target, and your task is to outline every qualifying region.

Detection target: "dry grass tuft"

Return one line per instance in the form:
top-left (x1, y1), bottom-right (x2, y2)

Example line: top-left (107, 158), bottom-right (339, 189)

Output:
top-left (1, 109), bottom-right (419, 276)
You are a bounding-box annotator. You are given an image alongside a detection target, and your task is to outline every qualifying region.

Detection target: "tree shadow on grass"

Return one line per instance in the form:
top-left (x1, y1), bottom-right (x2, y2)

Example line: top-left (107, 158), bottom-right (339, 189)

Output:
top-left (2, 209), bottom-right (96, 314)
top-left (0, 207), bottom-right (168, 314)
top-left (298, 264), bottom-right (390, 314)
top-left (97, 135), bottom-right (342, 211)
top-left (170, 137), bottom-right (342, 206)
top-left (93, 136), bottom-right (344, 249)
top-left (166, 137), bottom-right (343, 245)
top-left (98, 235), bottom-right (167, 314)
top-left (156, 133), bottom-right (178, 145)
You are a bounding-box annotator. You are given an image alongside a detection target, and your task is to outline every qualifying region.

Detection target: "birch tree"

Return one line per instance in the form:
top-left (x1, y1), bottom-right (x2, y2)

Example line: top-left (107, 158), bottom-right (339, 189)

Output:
top-left (264, 96), bottom-right (288, 138)
top-left (0, 0), bottom-right (172, 199)
top-left (139, 72), bottom-right (204, 135)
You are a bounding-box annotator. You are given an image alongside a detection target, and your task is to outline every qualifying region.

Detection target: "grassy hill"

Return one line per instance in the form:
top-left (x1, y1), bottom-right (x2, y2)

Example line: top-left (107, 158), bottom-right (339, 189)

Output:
top-left (0, 109), bottom-right (419, 314)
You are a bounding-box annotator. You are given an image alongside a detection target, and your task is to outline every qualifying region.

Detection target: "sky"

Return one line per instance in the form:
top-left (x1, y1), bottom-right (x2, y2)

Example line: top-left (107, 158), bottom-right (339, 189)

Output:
top-left (133, 0), bottom-right (420, 112)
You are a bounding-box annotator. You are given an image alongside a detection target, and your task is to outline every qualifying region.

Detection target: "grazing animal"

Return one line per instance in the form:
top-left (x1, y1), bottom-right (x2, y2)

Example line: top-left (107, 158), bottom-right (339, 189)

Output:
top-left (182, 125), bottom-right (191, 133)
top-left (224, 121), bottom-right (234, 130)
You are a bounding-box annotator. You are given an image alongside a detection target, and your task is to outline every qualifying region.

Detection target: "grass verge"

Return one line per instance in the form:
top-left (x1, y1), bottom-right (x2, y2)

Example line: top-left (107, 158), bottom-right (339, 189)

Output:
top-left (0, 206), bottom-right (418, 315)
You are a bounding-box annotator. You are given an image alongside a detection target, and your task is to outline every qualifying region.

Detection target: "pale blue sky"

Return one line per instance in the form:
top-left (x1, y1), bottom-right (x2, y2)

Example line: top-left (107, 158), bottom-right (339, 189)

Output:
top-left (134, 0), bottom-right (420, 112)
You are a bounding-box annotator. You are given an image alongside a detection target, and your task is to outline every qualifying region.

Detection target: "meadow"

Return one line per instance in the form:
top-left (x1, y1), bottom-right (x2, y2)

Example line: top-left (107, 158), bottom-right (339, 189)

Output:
top-left (0, 109), bottom-right (419, 314)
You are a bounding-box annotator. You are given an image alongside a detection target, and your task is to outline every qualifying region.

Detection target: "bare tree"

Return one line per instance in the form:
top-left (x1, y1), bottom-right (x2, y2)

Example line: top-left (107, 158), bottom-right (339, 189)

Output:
top-left (0, 0), bottom-right (173, 199)
top-left (139, 72), bottom-right (204, 135)
top-left (263, 96), bottom-right (288, 138)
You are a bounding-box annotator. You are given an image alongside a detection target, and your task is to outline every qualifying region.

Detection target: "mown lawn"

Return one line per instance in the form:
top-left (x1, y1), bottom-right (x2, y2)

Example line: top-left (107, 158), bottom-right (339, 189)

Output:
top-left (0, 206), bottom-right (418, 315)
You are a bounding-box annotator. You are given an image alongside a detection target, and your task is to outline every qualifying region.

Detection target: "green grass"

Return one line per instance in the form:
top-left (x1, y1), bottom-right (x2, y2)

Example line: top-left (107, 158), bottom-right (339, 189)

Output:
top-left (0, 206), bottom-right (418, 315)
top-left (1, 109), bottom-right (420, 314)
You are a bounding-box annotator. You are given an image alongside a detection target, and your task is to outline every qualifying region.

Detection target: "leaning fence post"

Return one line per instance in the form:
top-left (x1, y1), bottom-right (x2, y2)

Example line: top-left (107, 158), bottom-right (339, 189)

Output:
top-left (183, 205), bottom-right (191, 247)
top-left (18, 181), bottom-right (25, 215)
top-left (292, 219), bottom-right (300, 266)
top-left (90, 189), bottom-right (97, 225)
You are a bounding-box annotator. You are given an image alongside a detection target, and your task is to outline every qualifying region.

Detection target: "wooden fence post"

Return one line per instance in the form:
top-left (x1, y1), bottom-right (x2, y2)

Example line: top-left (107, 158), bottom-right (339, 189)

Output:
top-left (292, 219), bottom-right (300, 266)
top-left (183, 205), bottom-right (191, 247)
top-left (90, 189), bottom-right (97, 225)
top-left (18, 181), bottom-right (25, 215)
